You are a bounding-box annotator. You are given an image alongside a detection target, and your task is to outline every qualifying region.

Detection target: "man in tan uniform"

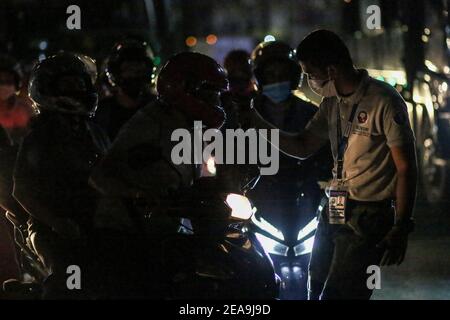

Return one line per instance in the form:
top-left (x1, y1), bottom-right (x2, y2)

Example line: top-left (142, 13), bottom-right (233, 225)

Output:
top-left (252, 30), bottom-right (417, 299)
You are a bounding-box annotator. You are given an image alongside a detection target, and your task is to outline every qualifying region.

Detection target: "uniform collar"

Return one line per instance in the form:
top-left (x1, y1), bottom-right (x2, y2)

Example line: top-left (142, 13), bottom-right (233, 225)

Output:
top-left (336, 69), bottom-right (370, 106)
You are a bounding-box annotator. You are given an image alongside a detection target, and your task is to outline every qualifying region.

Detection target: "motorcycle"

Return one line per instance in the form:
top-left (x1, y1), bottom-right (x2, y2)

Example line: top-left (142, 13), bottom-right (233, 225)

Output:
top-left (248, 188), bottom-right (327, 300)
top-left (247, 146), bottom-right (332, 300)
top-left (139, 170), bottom-right (279, 299)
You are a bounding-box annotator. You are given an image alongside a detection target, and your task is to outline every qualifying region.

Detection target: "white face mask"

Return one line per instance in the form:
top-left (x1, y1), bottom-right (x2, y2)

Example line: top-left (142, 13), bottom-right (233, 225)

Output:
top-left (307, 78), bottom-right (337, 98)
top-left (0, 85), bottom-right (16, 101)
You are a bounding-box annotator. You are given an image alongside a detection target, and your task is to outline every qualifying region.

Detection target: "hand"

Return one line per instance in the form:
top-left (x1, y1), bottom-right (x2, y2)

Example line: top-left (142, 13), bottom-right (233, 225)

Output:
top-left (377, 226), bottom-right (409, 266)
top-left (52, 218), bottom-right (82, 240)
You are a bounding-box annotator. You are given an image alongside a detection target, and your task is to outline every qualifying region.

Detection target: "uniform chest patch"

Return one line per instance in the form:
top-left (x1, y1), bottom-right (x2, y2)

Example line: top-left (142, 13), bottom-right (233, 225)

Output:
top-left (357, 111), bottom-right (368, 124)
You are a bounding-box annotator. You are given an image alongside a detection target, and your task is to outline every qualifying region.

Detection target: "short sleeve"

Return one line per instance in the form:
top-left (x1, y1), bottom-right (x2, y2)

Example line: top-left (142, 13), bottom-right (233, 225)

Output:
top-left (305, 98), bottom-right (329, 141)
top-left (382, 97), bottom-right (415, 147)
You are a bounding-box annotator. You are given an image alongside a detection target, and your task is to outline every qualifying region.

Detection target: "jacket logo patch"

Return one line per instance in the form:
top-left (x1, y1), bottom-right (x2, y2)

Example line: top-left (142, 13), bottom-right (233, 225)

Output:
top-left (357, 111), bottom-right (368, 124)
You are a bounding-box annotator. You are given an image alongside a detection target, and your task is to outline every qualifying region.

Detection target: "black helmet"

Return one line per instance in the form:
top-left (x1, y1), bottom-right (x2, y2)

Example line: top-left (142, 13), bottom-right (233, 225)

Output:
top-left (251, 41), bottom-right (302, 90)
top-left (105, 39), bottom-right (155, 97)
top-left (28, 52), bottom-right (98, 116)
top-left (0, 54), bottom-right (23, 89)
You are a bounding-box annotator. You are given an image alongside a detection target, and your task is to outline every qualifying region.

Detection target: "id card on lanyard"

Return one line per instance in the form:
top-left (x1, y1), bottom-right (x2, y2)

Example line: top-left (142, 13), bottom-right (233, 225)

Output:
top-left (328, 102), bottom-right (359, 225)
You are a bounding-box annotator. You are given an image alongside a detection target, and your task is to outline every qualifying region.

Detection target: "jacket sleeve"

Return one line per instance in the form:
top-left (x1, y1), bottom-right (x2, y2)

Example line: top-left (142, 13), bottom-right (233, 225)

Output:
top-left (89, 109), bottom-right (183, 204)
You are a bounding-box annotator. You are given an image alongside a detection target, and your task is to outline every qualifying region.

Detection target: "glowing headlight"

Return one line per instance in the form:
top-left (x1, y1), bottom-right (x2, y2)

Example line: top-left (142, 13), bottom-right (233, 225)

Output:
top-left (255, 232), bottom-right (289, 257)
top-left (251, 215), bottom-right (284, 241)
top-left (294, 235), bottom-right (315, 256)
top-left (297, 217), bottom-right (318, 241)
top-left (206, 156), bottom-right (216, 175)
top-left (226, 194), bottom-right (255, 220)
top-left (200, 156), bottom-right (217, 177)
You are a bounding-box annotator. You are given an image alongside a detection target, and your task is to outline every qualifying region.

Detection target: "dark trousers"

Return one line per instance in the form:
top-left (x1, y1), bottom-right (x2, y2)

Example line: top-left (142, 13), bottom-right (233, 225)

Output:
top-left (308, 200), bottom-right (394, 300)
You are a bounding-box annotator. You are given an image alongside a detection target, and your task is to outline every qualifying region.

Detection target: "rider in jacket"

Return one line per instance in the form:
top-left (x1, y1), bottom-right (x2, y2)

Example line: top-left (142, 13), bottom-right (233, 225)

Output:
top-left (12, 52), bottom-right (109, 298)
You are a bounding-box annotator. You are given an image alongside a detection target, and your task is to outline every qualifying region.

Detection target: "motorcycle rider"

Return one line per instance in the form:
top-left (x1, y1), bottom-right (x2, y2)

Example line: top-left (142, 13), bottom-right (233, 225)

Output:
top-left (94, 39), bottom-right (157, 141)
top-left (0, 55), bottom-right (35, 288)
top-left (89, 52), bottom-right (228, 297)
top-left (12, 52), bottom-right (109, 298)
top-left (248, 41), bottom-right (331, 239)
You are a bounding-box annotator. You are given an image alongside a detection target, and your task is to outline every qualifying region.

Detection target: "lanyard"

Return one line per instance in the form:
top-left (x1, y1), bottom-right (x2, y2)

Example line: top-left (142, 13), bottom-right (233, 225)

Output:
top-left (336, 102), bottom-right (359, 181)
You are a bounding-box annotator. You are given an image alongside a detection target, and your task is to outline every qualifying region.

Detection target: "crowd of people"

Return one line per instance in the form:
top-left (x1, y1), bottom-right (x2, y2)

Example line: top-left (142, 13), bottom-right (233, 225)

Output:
top-left (0, 34), bottom-right (326, 299)
top-left (0, 29), bottom-right (417, 300)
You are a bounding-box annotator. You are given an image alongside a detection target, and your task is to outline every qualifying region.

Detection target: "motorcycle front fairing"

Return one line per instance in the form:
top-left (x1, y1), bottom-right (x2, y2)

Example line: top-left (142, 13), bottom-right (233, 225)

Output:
top-left (249, 182), bottom-right (328, 300)
top-left (159, 224), bottom-right (278, 299)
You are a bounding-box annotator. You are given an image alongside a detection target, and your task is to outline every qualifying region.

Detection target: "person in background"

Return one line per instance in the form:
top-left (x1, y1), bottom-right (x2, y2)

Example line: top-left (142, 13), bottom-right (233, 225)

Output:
top-left (0, 54), bottom-right (35, 288)
top-left (222, 49), bottom-right (256, 127)
top-left (94, 39), bottom-right (157, 142)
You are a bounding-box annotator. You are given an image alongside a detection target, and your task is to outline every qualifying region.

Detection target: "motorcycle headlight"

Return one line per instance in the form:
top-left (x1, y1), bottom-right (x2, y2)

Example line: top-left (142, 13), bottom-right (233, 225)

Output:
top-left (225, 194), bottom-right (256, 220)
top-left (294, 235), bottom-right (315, 256)
top-left (297, 217), bottom-right (318, 241)
top-left (200, 156), bottom-right (217, 177)
top-left (255, 232), bottom-right (289, 257)
top-left (251, 215), bottom-right (284, 241)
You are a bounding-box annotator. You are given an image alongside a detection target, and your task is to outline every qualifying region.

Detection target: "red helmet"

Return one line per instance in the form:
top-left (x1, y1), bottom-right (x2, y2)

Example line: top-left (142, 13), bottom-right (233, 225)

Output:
top-left (156, 52), bottom-right (229, 128)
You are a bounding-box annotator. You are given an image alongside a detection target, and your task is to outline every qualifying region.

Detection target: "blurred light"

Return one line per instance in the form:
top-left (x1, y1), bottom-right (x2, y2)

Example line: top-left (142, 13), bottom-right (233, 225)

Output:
top-left (39, 41), bottom-right (48, 50)
top-left (153, 56), bottom-right (161, 66)
top-left (255, 232), bottom-right (288, 256)
top-left (206, 34), bottom-right (218, 45)
top-left (425, 60), bottom-right (438, 72)
top-left (264, 35), bottom-right (276, 42)
top-left (422, 35), bottom-right (429, 43)
top-left (406, 102), bottom-right (414, 115)
top-left (368, 69), bottom-right (407, 86)
top-left (38, 54), bottom-right (46, 61)
top-left (387, 78), bottom-right (397, 87)
top-left (424, 28), bottom-right (431, 35)
top-left (442, 82), bottom-right (448, 92)
top-left (185, 36), bottom-right (197, 47)
top-left (297, 217), bottom-right (318, 241)
top-left (444, 66), bottom-right (450, 74)
top-left (404, 91), bottom-right (411, 100)
top-left (424, 74), bottom-right (431, 82)
top-left (344, 0), bottom-right (352, 3)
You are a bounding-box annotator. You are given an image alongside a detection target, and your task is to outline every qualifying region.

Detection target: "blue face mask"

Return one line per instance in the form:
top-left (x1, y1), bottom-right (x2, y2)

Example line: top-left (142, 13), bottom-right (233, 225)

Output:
top-left (262, 81), bottom-right (291, 104)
